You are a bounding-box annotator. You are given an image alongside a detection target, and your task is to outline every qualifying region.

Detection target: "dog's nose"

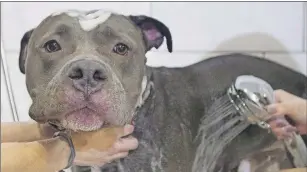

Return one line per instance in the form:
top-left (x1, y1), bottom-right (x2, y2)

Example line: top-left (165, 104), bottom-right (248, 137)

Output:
top-left (68, 60), bottom-right (107, 95)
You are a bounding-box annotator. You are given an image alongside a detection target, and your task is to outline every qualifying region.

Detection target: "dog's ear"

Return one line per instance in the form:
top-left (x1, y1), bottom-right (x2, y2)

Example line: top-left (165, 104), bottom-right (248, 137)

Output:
top-left (19, 29), bottom-right (34, 74)
top-left (129, 15), bottom-right (172, 53)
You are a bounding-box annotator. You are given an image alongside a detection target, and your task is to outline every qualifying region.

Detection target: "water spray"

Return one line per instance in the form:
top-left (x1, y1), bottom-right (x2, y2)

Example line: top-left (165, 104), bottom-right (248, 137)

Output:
top-left (227, 75), bottom-right (307, 167)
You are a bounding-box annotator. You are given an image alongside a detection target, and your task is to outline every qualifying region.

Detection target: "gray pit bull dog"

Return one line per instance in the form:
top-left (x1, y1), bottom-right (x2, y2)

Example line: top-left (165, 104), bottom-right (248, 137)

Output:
top-left (18, 9), bottom-right (307, 172)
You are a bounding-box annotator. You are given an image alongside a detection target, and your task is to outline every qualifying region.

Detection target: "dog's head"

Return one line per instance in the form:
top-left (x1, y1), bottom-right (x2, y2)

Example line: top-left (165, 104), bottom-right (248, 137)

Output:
top-left (19, 9), bottom-right (172, 131)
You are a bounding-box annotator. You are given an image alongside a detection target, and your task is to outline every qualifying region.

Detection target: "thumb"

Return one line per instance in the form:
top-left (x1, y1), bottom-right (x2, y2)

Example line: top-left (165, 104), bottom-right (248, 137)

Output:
top-left (266, 103), bottom-right (295, 117)
top-left (267, 102), bottom-right (306, 126)
top-left (273, 89), bottom-right (295, 102)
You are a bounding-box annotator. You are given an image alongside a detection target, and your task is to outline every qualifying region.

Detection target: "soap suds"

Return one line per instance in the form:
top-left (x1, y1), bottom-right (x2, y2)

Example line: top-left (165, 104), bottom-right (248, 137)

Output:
top-left (237, 160), bottom-right (252, 172)
top-left (52, 9), bottom-right (112, 31)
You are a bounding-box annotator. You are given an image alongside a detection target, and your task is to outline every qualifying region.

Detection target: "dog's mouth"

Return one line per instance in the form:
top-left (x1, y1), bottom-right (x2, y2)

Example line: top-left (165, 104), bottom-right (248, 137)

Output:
top-left (61, 106), bottom-right (106, 131)
top-left (45, 105), bottom-right (107, 131)
top-left (68, 107), bottom-right (102, 123)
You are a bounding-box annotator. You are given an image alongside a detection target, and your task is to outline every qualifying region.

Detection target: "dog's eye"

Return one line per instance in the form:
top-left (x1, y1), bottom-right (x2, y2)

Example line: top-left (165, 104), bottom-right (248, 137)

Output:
top-left (113, 43), bottom-right (129, 56)
top-left (44, 40), bottom-right (62, 53)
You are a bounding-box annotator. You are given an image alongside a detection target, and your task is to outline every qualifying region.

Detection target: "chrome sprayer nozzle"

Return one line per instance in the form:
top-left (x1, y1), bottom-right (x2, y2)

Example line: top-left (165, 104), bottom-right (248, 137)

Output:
top-left (227, 75), bottom-right (275, 129)
top-left (228, 76), bottom-right (307, 167)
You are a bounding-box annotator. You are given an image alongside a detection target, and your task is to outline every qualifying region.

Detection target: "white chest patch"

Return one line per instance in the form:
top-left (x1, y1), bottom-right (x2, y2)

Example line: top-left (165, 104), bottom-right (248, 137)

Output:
top-left (51, 9), bottom-right (112, 31)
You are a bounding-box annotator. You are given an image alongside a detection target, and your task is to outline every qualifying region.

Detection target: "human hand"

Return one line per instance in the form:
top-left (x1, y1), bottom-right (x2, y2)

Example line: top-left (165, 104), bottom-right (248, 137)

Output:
top-left (71, 124), bottom-right (138, 167)
top-left (267, 89), bottom-right (307, 139)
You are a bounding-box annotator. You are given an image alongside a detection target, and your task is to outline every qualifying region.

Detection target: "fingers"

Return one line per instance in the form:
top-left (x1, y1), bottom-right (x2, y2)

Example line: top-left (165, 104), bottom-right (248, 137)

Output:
top-left (123, 124), bottom-right (134, 136)
top-left (105, 152), bottom-right (129, 162)
top-left (274, 126), bottom-right (297, 140)
top-left (268, 117), bottom-right (289, 128)
top-left (74, 151), bottom-right (130, 167)
top-left (268, 118), bottom-right (297, 140)
top-left (266, 104), bottom-right (288, 117)
top-left (114, 124), bottom-right (134, 139)
top-left (73, 124), bottom-right (138, 167)
top-left (114, 136), bottom-right (138, 152)
top-left (296, 124), bottom-right (307, 135)
top-left (106, 136), bottom-right (138, 155)
top-left (267, 103), bottom-right (302, 127)
top-left (273, 89), bottom-right (295, 102)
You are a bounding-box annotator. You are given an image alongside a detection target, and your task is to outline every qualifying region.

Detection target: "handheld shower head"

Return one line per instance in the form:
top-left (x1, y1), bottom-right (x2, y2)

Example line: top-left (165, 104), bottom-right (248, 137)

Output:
top-left (227, 75), bottom-right (307, 167)
top-left (227, 75), bottom-right (275, 129)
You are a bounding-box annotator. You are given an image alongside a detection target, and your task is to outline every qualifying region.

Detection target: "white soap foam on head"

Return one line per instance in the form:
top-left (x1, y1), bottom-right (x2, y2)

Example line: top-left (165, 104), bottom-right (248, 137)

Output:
top-left (51, 9), bottom-right (112, 31)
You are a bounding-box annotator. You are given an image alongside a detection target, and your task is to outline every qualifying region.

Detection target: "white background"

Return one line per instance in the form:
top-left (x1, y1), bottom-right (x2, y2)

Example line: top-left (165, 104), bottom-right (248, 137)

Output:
top-left (1, 2), bottom-right (307, 122)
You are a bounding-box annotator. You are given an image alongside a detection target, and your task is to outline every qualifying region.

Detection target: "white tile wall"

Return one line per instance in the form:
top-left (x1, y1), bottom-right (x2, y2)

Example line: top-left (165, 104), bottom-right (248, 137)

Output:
top-left (146, 51), bottom-right (264, 68)
top-left (1, 2), bottom-right (307, 122)
top-left (151, 2), bottom-right (305, 52)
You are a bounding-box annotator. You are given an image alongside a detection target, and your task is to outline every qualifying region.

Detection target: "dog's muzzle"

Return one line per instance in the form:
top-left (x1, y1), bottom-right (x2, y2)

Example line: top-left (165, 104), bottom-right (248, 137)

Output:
top-left (67, 59), bottom-right (108, 96)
